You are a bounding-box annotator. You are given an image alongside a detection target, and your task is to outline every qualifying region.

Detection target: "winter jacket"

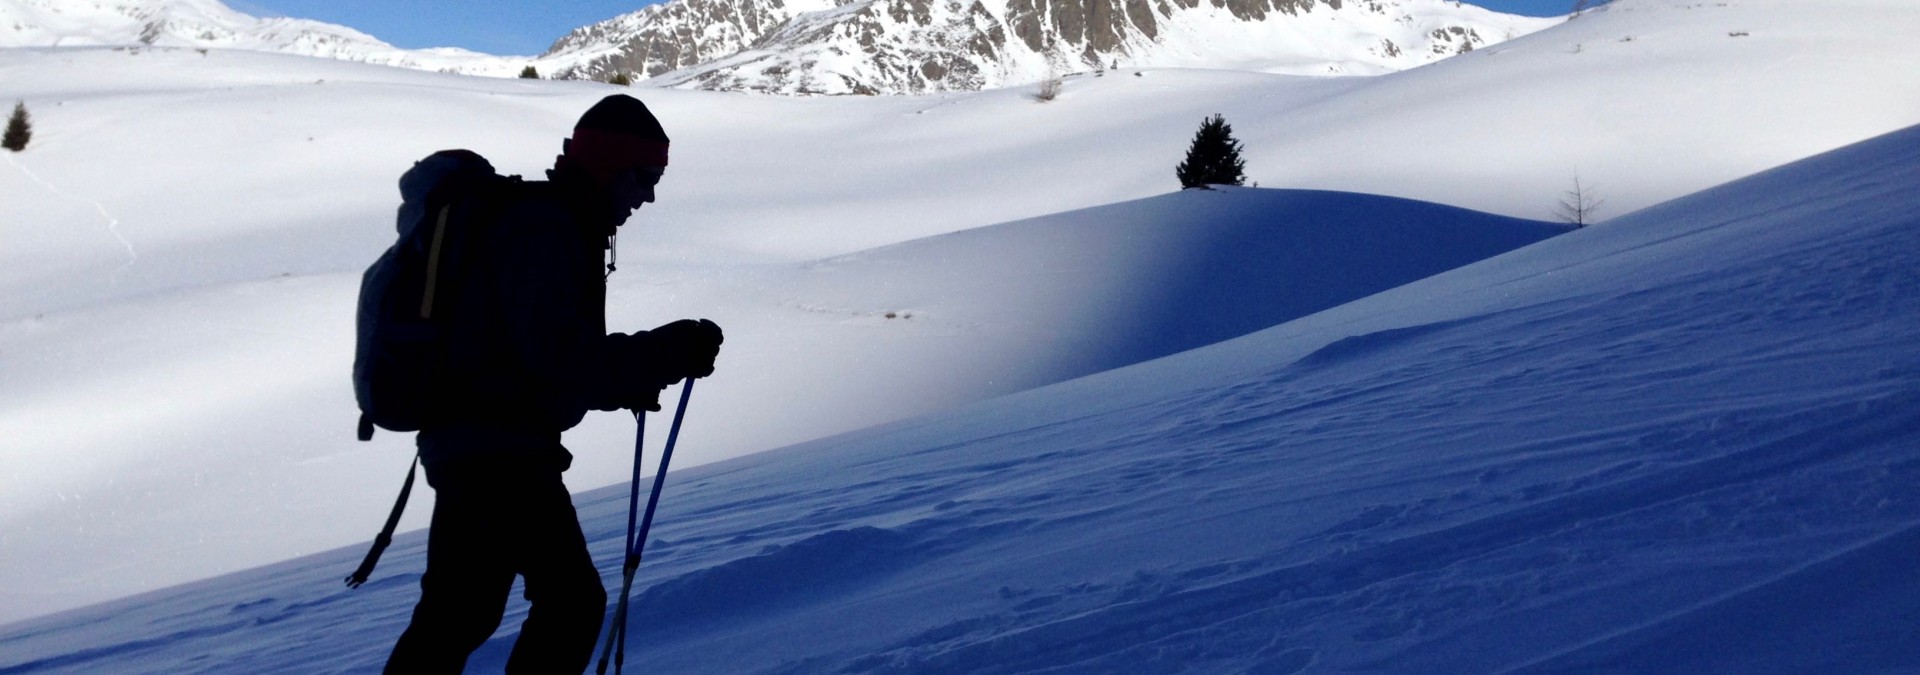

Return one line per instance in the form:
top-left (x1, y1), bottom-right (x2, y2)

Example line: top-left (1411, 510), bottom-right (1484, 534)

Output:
top-left (415, 173), bottom-right (669, 467)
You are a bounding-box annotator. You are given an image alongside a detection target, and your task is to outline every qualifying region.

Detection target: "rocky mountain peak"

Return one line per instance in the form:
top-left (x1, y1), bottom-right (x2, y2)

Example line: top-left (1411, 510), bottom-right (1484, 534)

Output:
top-left (546, 0), bottom-right (1557, 95)
top-left (2, 0), bottom-right (1558, 95)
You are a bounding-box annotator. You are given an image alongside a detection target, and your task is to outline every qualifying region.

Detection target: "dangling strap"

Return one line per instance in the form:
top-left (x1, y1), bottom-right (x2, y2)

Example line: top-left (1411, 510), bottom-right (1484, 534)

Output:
top-left (345, 454), bottom-right (420, 589)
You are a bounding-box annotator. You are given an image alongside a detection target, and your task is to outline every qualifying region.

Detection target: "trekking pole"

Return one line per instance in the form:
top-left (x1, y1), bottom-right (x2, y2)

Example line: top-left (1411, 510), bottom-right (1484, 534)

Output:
top-left (598, 379), bottom-right (695, 675)
top-left (616, 409), bottom-right (647, 614)
top-left (602, 405), bottom-right (649, 675)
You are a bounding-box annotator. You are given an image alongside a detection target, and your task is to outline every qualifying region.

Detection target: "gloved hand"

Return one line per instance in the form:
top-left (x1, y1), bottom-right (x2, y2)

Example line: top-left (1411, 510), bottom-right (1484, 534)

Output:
top-left (616, 384), bottom-right (665, 413)
top-left (594, 373), bottom-right (663, 413)
top-left (648, 318), bottom-right (724, 381)
top-left (601, 319), bottom-right (722, 413)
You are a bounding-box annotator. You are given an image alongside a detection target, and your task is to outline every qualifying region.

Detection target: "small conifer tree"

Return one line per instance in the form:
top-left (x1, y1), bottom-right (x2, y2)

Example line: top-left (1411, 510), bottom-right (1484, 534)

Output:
top-left (3, 101), bottom-right (30, 152)
top-left (519, 65), bottom-right (540, 79)
top-left (1175, 114), bottom-right (1246, 189)
top-left (1555, 175), bottom-right (1604, 227)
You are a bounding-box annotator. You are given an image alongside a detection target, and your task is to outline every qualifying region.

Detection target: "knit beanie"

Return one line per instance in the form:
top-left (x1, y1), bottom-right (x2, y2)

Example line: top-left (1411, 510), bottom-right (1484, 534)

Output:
top-left (564, 94), bottom-right (670, 179)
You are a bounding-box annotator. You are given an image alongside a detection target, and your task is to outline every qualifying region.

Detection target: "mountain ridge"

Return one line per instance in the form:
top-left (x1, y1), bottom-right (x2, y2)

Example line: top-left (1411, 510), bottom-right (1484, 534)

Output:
top-left (0, 0), bottom-right (1555, 94)
top-left (547, 0), bottom-right (1559, 94)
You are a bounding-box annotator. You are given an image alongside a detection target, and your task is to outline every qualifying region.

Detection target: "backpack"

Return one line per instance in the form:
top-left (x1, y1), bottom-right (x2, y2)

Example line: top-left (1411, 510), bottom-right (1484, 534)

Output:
top-left (346, 150), bottom-right (519, 589)
top-left (352, 149), bottom-right (519, 441)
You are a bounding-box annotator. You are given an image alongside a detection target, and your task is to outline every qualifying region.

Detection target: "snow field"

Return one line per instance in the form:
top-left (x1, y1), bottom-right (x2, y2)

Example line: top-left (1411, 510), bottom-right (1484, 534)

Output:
top-left (2, 0), bottom-right (1919, 643)
top-left (3, 119), bottom-right (1915, 674)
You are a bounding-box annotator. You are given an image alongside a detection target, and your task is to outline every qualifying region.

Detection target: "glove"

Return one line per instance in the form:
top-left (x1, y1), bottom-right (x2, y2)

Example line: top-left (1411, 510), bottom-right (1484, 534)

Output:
top-left (618, 384), bottom-right (665, 413)
top-left (595, 373), bottom-right (663, 413)
top-left (648, 318), bottom-right (724, 381)
top-left (601, 319), bottom-right (723, 413)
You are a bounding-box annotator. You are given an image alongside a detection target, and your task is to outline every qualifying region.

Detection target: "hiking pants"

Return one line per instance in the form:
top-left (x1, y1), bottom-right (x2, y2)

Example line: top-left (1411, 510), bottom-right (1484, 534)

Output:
top-left (385, 456), bottom-right (607, 675)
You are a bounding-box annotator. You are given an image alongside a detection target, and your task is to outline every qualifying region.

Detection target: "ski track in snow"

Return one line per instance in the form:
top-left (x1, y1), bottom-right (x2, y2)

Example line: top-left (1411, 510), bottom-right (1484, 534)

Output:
top-left (4, 151), bottom-right (137, 284)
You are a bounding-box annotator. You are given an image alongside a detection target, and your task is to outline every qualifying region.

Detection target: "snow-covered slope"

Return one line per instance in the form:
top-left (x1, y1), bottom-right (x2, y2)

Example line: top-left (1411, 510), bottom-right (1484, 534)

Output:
top-left (2, 112), bottom-right (1914, 675)
top-left (0, 56), bottom-right (1562, 617)
top-left (553, 0), bottom-right (1556, 94)
top-left (2, 0), bottom-right (1918, 630)
top-left (1234, 0), bottom-right (1920, 232)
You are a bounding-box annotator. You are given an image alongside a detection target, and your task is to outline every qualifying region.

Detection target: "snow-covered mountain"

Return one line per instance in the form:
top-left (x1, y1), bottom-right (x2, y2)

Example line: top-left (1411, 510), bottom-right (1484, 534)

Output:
top-left (548, 0), bottom-right (1558, 94)
top-left (0, 0), bottom-right (1555, 94)
top-left (0, 0), bottom-right (359, 50)
top-left (0, 0), bottom-right (548, 76)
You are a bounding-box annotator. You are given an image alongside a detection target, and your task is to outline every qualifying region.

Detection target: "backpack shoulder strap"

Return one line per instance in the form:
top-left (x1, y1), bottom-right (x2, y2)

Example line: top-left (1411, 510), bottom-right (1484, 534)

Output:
top-left (419, 201), bottom-right (456, 320)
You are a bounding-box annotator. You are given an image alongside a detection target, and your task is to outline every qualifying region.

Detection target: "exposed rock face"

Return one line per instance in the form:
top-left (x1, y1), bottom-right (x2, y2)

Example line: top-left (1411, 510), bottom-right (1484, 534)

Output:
top-left (546, 0), bottom-right (1552, 95)
top-left (546, 0), bottom-right (794, 80)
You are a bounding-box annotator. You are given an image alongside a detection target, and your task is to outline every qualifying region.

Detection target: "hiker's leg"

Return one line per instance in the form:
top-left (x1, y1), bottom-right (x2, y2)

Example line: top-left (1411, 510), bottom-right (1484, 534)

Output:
top-left (505, 472), bottom-right (607, 675)
top-left (385, 469), bottom-right (517, 675)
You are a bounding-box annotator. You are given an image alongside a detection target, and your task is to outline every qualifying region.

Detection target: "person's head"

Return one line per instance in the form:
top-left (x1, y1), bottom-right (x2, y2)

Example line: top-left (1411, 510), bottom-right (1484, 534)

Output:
top-left (557, 94), bottom-right (669, 224)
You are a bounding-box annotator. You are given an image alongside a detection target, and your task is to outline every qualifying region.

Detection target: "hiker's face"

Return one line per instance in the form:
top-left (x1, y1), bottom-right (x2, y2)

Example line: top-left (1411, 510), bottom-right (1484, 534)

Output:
top-left (609, 166), bottom-right (664, 219)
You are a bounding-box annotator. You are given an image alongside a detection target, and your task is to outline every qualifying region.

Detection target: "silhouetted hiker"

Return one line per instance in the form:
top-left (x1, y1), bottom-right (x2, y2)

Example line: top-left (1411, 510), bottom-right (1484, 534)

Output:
top-left (382, 94), bottom-right (723, 675)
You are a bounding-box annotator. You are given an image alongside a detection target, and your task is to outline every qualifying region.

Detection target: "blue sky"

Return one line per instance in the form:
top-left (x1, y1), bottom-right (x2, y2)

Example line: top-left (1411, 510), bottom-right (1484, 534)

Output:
top-left (233, 0), bottom-right (1575, 56)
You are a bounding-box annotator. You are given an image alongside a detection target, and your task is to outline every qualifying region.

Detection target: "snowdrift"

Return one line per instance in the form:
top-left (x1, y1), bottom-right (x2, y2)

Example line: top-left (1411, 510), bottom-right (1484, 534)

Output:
top-left (736, 188), bottom-right (1568, 424)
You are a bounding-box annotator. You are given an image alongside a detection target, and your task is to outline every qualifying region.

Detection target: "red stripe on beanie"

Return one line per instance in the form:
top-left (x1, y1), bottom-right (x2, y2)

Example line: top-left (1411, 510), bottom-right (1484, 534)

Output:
top-left (567, 127), bottom-right (670, 176)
